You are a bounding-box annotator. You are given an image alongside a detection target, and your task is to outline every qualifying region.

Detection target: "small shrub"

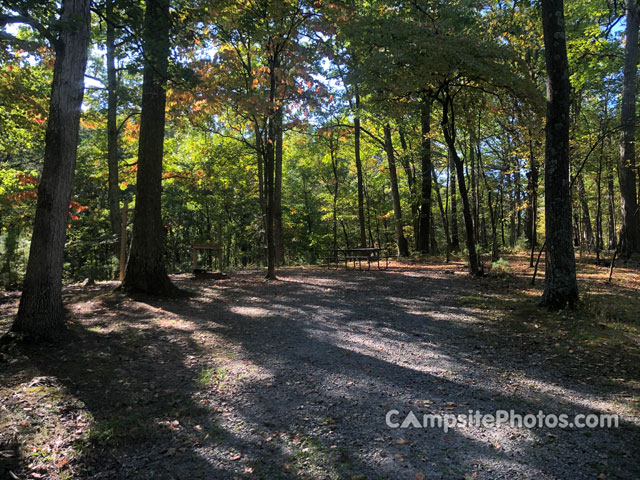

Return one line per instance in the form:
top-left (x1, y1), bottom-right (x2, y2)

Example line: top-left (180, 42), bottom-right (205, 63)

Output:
top-left (491, 257), bottom-right (511, 274)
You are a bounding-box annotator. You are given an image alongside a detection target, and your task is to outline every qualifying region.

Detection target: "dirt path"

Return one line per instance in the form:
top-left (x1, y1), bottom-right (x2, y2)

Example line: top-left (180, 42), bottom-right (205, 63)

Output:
top-left (1, 263), bottom-right (639, 479)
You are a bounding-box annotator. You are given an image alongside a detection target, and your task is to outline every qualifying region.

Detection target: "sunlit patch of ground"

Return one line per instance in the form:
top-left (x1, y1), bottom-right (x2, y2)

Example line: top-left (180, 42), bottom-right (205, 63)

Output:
top-left (1, 254), bottom-right (639, 479)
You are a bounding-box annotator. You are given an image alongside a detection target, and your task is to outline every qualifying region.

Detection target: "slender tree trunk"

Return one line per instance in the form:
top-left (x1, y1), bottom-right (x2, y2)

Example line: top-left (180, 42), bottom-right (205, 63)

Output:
top-left (383, 124), bottom-right (409, 256)
top-left (488, 190), bottom-right (499, 262)
top-left (540, 0), bottom-right (578, 309)
top-left (341, 220), bottom-right (350, 249)
top-left (106, 0), bottom-right (121, 249)
top-left (354, 92), bottom-right (366, 247)
top-left (433, 166), bottom-right (451, 261)
top-left (122, 0), bottom-right (179, 295)
top-left (264, 114), bottom-right (276, 278)
top-left (264, 119), bottom-right (277, 280)
top-left (607, 157), bottom-right (617, 250)
top-left (577, 175), bottom-right (594, 251)
top-left (499, 174), bottom-right (506, 246)
top-left (449, 150), bottom-right (460, 251)
top-left (430, 211), bottom-right (438, 253)
top-left (1, 222), bottom-right (20, 285)
top-left (441, 94), bottom-right (480, 275)
top-left (13, 0), bottom-right (91, 340)
top-left (274, 108), bottom-right (285, 265)
top-left (330, 137), bottom-right (339, 251)
top-left (398, 127), bottom-right (419, 249)
top-left (526, 132), bottom-right (539, 266)
top-left (515, 155), bottom-right (522, 242)
top-left (470, 131), bottom-right (478, 243)
top-left (596, 149), bottom-right (604, 260)
top-left (254, 124), bottom-right (267, 239)
top-left (418, 96), bottom-right (432, 253)
top-left (506, 142), bottom-right (516, 247)
top-left (618, 0), bottom-right (640, 255)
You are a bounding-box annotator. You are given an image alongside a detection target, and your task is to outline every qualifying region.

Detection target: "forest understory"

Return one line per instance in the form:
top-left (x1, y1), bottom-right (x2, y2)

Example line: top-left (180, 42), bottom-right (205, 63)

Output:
top-left (1, 254), bottom-right (639, 480)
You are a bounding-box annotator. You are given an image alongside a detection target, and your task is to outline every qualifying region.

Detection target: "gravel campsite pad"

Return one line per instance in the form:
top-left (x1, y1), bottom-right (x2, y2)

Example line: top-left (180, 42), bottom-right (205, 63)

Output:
top-left (1, 261), bottom-right (639, 479)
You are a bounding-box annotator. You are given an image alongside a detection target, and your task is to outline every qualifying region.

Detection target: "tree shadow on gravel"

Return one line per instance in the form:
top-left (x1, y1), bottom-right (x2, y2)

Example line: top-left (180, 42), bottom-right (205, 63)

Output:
top-left (0, 287), bottom-right (292, 479)
top-left (147, 269), bottom-right (640, 480)
top-left (2, 266), bottom-right (639, 479)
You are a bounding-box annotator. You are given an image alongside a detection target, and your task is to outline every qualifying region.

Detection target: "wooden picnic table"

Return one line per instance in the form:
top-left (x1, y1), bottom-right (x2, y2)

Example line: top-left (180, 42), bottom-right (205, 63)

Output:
top-left (325, 247), bottom-right (389, 270)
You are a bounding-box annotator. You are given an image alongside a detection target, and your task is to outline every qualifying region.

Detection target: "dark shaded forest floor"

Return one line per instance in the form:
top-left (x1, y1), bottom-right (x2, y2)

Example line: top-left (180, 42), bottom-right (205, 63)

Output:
top-left (1, 254), bottom-right (639, 479)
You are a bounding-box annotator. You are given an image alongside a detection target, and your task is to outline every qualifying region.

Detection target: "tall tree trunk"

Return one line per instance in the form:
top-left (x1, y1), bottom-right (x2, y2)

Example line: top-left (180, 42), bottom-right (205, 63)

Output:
top-left (418, 96), bottom-right (432, 253)
top-left (618, 0), bottom-right (640, 255)
top-left (274, 108), bottom-right (285, 265)
top-left (354, 92), bottom-right (366, 247)
top-left (595, 149), bottom-right (604, 260)
top-left (526, 132), bottom-right (539, 266)
top-left (499, 174), bottom-right (506, 246)
top-left (1, 222), bottom-right (20, 285)
top-left (441, 94), bottom-right (480, 276)
top-left (383, 124), bottom-right (409, 256)
top-left (470, 131), bottom-right (479, 243)
top-left (264, 115), bottom-right (276, 278)
top-left (106, 0), bottom-right (121, 249)
top-left (514, 155), bottom-right (522, 241)
top-left (398, 127), bottom-right (419, 249)
top-left (607, 157), bottom-right (617, 250)
top-left (449, 149), bottom-right (460, 251)
top-left (577, 175), bottom-right (594, 251)
top-left (254, 124), bottom-right (266, 239)
top-left (430, 211), bottom-right (439, 253)
top-left (433, 166), bottom-right (451, 262)
top-left (263, 50), bottom-right (280, 279)
top-left (330, 136), bottom-right (339, 251)
top-left (13, 0), bottom-right (91, 340)
top-left (122, 0), bottom-right (179, 295)
top-left (488, 190), bottom-right (499, 262)
top-left (540, 0), bottom-right (578, 309)
top-left (506, 142), bottom-right (516, 247)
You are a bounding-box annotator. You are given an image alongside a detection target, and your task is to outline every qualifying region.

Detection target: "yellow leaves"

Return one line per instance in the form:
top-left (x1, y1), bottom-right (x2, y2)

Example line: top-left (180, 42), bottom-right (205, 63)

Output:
top-left (80, 118), bottom-right (100, 130)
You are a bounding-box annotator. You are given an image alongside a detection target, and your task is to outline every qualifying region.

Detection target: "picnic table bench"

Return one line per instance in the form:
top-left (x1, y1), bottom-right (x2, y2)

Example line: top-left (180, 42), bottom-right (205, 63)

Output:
top-left (323, 247), bottom-right (390, 270)
top-left (191, 243), bottom-right (223, 273)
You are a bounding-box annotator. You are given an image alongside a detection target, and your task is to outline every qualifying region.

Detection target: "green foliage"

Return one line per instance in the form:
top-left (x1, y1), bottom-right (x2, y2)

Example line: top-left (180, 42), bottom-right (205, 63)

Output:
top-left (0, 0), bottom-right (630, 284)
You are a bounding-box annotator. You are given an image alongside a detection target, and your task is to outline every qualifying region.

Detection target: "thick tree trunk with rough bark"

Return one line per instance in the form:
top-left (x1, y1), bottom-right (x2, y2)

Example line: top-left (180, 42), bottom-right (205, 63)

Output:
top-left (540, 0), bottom-right (578, 309)
top-left (618, 0), bottom-right (640, 255)
top-left (122, 0), bottom-right (179, 295)
top-left (383, 124), bottom-right (409, 257)
top-left (13, 0), bottom-right (91, 340)
top-left (418, 96), bottom-right (432, 253)
top-left (106, 0), bottom-right (121, 246)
